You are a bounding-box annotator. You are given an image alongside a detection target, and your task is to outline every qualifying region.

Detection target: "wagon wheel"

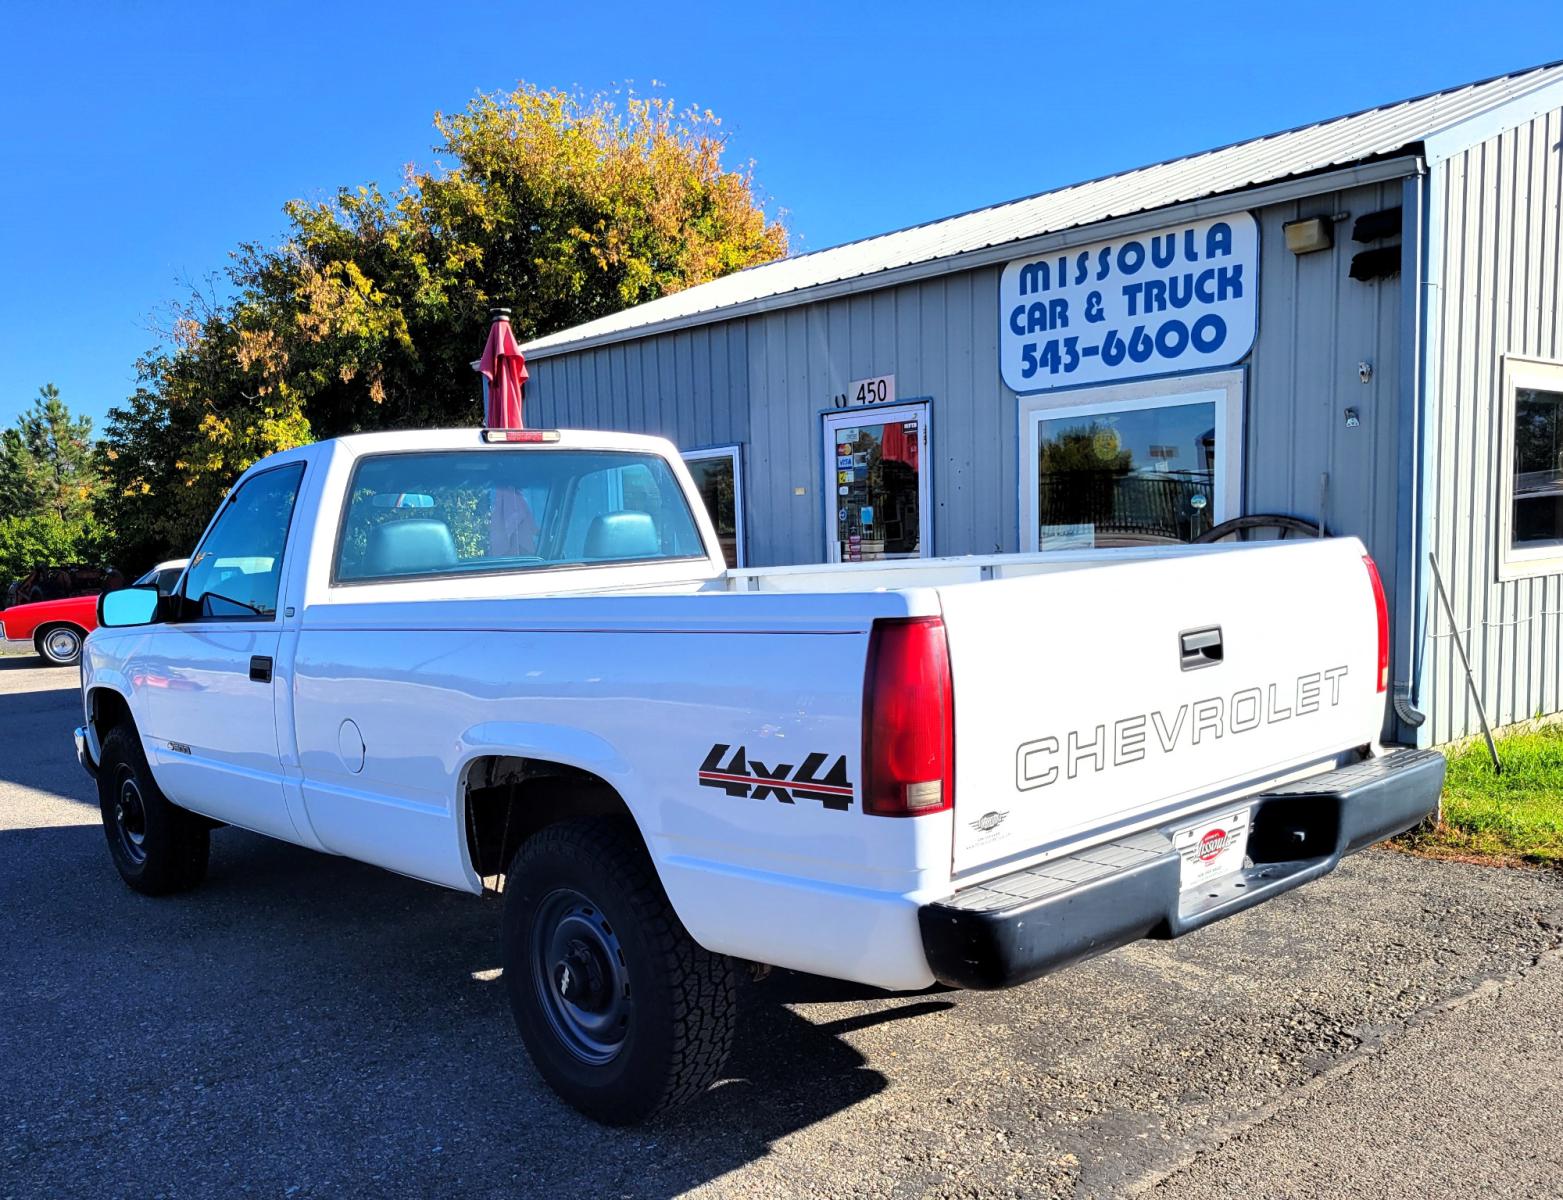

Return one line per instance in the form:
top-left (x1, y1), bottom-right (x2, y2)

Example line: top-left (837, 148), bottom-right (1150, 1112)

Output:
top-left (1193, 514), bottom-right (1325, 544)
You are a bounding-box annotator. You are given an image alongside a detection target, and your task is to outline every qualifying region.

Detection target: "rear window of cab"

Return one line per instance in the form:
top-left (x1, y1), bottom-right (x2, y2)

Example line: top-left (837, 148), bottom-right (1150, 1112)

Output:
top-left (334, 449), bottom-right (708, 584)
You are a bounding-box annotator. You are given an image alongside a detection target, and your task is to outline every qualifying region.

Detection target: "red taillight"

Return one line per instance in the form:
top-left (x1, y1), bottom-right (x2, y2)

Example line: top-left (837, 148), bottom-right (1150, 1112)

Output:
top-left (862, 616), bottom-right (954, 817)
top-left (1363, 554), bottom-right (1389, 693)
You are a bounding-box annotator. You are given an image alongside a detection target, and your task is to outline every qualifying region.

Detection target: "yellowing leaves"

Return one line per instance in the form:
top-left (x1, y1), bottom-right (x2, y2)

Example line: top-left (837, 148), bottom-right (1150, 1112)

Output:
top-left (100, 80), bottom-right (783, 563)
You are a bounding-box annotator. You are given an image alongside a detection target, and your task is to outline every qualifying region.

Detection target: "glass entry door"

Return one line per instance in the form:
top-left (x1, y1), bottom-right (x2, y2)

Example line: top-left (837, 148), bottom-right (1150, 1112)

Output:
top-left (822, 403), bottom-right (929, 563)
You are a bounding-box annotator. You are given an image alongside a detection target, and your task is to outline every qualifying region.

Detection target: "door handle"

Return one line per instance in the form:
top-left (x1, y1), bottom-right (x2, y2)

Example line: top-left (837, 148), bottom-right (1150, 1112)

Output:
top-left (249, 655), bottom-right (273, 683)
top-left (1179, 626), bottom-right (1223, 671)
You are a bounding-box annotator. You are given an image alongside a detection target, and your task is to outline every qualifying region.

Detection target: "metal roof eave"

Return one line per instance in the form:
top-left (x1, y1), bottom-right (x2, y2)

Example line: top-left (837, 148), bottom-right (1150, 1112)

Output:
top-left (523, 155), bottom-right (1422, 363)
top-left (1422, 71), bottom-right (1563, 163)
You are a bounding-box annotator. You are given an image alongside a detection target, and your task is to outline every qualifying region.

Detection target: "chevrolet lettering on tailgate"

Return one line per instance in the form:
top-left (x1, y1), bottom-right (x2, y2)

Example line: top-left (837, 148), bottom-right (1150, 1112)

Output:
top-left (1016, 666), bottom-right (1351, 791)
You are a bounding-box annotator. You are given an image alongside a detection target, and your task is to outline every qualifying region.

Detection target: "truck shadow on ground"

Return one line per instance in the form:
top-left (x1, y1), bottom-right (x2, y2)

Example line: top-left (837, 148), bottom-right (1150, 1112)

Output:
top-left (3, 818), bottom-right (954, 1198)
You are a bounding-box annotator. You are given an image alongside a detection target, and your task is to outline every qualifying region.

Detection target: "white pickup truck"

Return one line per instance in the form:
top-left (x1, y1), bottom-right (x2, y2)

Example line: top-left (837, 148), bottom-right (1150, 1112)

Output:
top-left (75, 427), bottom-right (1444, 1123)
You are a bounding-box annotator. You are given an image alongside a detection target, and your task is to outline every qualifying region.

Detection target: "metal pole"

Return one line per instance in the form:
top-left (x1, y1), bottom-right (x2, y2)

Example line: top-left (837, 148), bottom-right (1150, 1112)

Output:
top-left (1428, 552), bottom-right (1501, 774)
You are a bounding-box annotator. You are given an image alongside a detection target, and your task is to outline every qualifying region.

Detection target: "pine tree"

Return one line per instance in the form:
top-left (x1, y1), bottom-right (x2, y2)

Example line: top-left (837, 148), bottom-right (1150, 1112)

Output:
top-left (0, 384), bottom-right (102, 523)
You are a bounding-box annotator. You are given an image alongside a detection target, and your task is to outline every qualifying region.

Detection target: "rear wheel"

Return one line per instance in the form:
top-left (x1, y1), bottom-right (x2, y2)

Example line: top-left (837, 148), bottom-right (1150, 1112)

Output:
top-left (97, 724), bottom-right (209, 895)
top-left (501, 818), bottom-right (739, 1124)
top-left (36, 624), bottom-right (84, 666)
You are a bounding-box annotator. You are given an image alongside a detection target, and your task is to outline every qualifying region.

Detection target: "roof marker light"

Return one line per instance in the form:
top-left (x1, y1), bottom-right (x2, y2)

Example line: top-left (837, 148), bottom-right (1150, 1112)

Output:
top-left (482, 429), bottom-right (560, 444)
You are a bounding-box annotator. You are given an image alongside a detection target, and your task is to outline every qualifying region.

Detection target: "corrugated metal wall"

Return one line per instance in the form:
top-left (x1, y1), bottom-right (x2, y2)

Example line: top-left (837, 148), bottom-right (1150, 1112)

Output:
top-left (1424, 106), bottom-right (1563, 744)
top-left (529, 179), bottom-right (1405, 569)
top-left (526, 183), bottom-right (1408, 713)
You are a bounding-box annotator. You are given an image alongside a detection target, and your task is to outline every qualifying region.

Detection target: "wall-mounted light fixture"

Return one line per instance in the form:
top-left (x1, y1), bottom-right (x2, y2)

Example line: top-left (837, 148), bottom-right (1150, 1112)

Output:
top-left (1283, 216), bottom-right (1333, 254)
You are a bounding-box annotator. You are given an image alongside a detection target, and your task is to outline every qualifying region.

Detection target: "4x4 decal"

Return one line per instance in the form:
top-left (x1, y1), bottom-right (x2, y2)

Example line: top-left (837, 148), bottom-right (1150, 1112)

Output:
top-left (698, 744), bottom-right (854, 811)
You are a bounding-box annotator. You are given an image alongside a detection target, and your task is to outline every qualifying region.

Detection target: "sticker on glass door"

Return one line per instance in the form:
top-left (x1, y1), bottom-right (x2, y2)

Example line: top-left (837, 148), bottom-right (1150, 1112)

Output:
top-left (824, 404), bottom-right (928, 562)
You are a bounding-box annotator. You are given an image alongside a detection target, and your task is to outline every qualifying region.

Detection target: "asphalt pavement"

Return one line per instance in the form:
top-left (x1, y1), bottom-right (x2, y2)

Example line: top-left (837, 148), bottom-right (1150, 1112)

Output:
top-left (2, 652), bottom-right (1561, 1199)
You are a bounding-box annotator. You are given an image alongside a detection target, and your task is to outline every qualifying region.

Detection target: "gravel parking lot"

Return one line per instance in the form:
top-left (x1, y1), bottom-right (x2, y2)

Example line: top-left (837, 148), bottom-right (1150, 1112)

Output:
top-left (3, 653), bottom-right (1561, 1199)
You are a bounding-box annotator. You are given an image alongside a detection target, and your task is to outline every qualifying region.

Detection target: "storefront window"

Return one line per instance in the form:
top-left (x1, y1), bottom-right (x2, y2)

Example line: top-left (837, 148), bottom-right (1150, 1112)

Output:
top-left (1023, 378), bottom-right (1241, 553)
top-left (1512, 386), bottom-right (1563, 550)
top-left (682, 447), bottom-right (744, 567)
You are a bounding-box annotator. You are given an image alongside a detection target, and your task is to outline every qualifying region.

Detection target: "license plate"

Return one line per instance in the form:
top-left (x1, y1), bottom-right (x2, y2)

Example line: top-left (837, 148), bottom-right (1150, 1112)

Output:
top-left (1174, 808), bottom-right (1251, 890)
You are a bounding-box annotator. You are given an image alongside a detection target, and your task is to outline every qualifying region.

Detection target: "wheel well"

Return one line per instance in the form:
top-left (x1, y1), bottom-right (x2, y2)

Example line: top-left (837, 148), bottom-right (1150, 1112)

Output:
top-left (462, 756), bottom-right (639, 882)
top-left (88, 687), bottom-right (134, 743)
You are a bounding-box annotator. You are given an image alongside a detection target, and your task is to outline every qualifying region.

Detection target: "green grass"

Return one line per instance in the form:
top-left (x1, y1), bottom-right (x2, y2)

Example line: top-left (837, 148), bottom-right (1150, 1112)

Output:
top-left (1397, 724), bottom-right (1563, 866)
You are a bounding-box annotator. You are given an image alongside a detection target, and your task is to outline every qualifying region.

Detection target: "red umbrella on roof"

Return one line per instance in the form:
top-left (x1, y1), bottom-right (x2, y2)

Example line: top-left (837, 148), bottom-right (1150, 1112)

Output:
top-left (474, 308), bottom-right (540, 557)
top-left (477, 307), bottom-right (528, 428)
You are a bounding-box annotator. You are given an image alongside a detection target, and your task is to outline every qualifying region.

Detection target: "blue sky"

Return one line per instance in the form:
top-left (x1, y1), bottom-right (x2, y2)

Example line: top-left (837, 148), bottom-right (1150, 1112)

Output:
top-left (2, 0), bottom-right (1558, 431)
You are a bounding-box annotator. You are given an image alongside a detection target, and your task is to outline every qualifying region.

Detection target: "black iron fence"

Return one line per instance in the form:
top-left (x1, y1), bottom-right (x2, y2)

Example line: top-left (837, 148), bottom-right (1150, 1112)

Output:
top-left (1038, 471), bottom-right (1213, 545)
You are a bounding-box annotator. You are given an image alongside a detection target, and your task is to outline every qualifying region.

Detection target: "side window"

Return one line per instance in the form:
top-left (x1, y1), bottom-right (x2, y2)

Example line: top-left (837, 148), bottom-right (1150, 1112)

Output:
top-left (182, 464), bottom-right (305, 619)
top-left (1500, 357), bottom-right (1563, 579)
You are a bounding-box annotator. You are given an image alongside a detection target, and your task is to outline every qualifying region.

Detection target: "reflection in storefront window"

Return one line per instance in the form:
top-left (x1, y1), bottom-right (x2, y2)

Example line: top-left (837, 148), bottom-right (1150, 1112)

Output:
top-left (1513, 387), bottom-right (1563, 548)
top-left (683, 451), bottom-right (742, 566)
top-left (833, 418), bottom-right (921, 561)
top-left (1036, 400), bottom-right (1216, 550)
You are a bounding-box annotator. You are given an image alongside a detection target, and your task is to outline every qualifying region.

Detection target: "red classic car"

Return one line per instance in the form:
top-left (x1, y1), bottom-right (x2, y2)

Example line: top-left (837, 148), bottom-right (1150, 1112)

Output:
top-left (1, 559), bottom-right (186, 666)
top-left (0, 591), bottom-right (100, 664)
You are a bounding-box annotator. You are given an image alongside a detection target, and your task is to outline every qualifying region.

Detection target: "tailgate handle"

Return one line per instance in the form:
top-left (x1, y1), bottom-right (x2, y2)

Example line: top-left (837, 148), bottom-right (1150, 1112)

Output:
top-left (1179, 626), bottom-right (1223, 671)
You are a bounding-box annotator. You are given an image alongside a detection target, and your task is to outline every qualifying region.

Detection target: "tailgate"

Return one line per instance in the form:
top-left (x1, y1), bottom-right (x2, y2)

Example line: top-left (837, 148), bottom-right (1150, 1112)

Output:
top-left (936, 538), bottom-right (1386, 875)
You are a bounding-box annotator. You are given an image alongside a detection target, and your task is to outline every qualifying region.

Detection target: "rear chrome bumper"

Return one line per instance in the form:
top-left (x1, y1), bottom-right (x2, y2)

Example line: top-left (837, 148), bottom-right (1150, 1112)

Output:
top-left (74, 725), bottom-right (98, 780)
top-left (918, 749), bottom-right (1447, 990)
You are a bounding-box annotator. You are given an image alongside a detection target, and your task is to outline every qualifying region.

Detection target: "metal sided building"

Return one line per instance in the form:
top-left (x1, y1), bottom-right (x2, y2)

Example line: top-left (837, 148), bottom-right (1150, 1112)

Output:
top-left (521, 63), bottom-right (1563, 748)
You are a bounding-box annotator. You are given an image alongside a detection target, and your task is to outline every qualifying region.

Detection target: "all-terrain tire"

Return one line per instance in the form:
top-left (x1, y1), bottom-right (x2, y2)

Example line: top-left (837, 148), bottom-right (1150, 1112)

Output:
top-left (501, 817), bottom-right (738, 1124)
top-left (97, 724), bottom-right (210, 895)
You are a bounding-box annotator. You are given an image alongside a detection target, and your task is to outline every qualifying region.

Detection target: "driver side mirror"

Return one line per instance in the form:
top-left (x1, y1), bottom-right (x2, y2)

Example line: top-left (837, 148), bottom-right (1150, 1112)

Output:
top-left (98, 585), bottom-right (164, 628)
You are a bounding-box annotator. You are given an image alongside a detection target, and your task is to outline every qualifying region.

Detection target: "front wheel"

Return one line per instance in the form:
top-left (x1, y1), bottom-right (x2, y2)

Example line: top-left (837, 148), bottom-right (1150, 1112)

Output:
top-left (501, 818), bottom-right (739, 1124)
top-left (37, 624), bottom-right (84, 666)
top-left (97, 724), bottom-right (210, 895)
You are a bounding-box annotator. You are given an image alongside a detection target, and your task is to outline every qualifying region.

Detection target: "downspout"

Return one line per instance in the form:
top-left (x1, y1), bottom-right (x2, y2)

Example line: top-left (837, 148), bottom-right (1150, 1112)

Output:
top-left (1400, 154), bottom-right (1444, 743)
top-left (1389, 166), bottom-right (1425, 738)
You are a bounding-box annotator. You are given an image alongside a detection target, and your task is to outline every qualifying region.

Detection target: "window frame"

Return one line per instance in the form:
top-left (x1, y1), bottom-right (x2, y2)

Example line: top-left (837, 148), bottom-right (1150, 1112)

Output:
top-left (328, 447), bottom-right (712, 588)
top-left (174, 461), bottom-right (307, 624)
top-left (680, 444), bottom-right (746, 568)
top-left (1498, 355), bottom-right (1563, 581)
top-left (1019, 370), bottom-right (1244, 553)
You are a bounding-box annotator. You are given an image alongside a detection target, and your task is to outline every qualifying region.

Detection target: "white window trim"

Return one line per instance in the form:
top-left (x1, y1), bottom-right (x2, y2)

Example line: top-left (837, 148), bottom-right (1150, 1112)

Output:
top-left (682, 444), bottom-right (746, 568)
top-left (1020, 370), bottom-right (1244, 553)
top-left (821, 402), bottom-right (932, 563)
top-left (1498, 355), bottom-right (1563, 581)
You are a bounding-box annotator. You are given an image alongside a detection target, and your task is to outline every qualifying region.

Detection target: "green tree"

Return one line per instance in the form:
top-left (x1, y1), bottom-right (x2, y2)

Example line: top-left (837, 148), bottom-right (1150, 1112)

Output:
top-left (0, 384), bottom-right (103, 523)
top-left (103, 83), bottom-right (787, 560)
top-left (1039, 423), bottom-right (1135, 475)
top-left (0, 512), bottom-right (104, 591)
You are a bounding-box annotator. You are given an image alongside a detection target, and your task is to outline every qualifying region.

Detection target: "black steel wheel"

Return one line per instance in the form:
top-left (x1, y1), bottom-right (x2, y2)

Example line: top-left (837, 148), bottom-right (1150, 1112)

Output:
top-left (96, 724), bottom-right (209, 895)
top-left (109, 764), bottom-right (149, 867)
top-left (502, 817), bottom-right (739, 1125)
top-left (530, 887), bottom-right (634, 1066)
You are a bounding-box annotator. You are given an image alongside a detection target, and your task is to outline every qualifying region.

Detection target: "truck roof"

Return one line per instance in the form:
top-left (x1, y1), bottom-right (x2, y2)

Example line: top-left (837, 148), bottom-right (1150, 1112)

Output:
top-left (322, 428), bottom-right (679, 458)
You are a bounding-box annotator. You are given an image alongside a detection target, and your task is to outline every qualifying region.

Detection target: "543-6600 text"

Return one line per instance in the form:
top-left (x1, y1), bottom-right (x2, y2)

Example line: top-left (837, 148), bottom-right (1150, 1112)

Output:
top-left (1018, 314), bottom-right (1229, 379)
